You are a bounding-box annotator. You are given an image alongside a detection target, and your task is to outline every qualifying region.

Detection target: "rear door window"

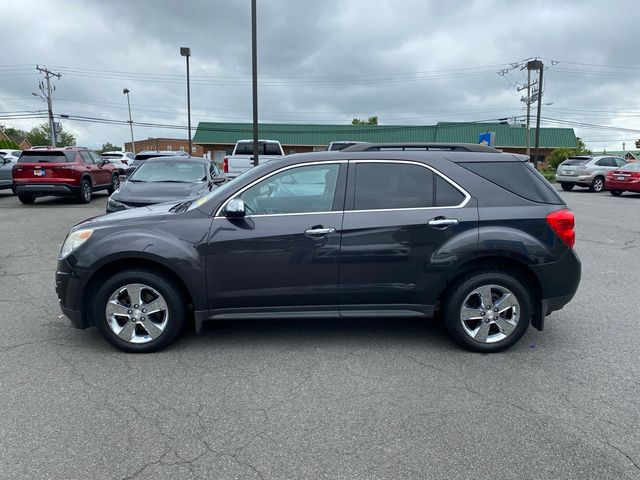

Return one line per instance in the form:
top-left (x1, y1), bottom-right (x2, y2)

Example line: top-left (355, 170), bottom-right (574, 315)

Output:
top-left (460, 161), bottom-right (563, 204)
top-left (353, 162), bottom-right (434, 210)
top-left (80, 151), bottom-right (94, 164)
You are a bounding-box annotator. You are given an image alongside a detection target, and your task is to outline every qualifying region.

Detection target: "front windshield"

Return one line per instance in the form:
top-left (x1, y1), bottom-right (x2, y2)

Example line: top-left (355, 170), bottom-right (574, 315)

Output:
top-left (130, 159), bottom-right (206, 183)
top-left (188, 163), bottom-right (271, 210)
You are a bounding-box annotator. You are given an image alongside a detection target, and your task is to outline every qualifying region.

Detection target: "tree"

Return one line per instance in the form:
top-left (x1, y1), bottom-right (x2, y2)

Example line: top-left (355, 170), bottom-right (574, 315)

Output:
top-left (1, 126), bottom-right (28, 144)
top-left (0, 139), bottom-right (20, 149)
top-left (547, 137), bottom-right (591, 170)
top-left (26, 123), bottom-right (76, 147)
top-left (351, 116), bottom-right (378, 126)
top-left (97, 142), bottom-right (120, 154)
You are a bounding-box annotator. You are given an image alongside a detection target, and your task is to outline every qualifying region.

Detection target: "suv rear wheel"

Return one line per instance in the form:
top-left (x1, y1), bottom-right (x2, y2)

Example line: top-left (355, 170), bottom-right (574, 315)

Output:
top-left (444, 272), bottom-right (531, 353)
top-left (610, 190), bottom-right (623, 197)
top-left (17, 193), bottom-right (35, 204)
top-left (560, 182), bottom-right (574, 191)
top-left (590, 176), bottom-right (605, 192)
top-left (77, 178), bottom-right (92, 203)
top-left (93, 269), bottom-right (186, 353)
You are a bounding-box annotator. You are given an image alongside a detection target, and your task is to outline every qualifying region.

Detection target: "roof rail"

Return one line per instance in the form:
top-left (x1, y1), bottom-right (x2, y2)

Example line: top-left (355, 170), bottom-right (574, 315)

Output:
top-left (341, 142), bottom-right (499, 153)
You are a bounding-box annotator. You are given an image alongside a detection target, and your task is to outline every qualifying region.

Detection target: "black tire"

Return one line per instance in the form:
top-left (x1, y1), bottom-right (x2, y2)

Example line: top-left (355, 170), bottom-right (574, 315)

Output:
top-left (590, 176), bottom-right (605, 192)
top-left (107, 174), bottom-right (120, 195)
top-left (93, 269), bottom-right (186, 353)
top-left (560, 183), bottom-right (574, 191)
top-left (610, 190), bottom-right (623, 197)
top-left (77, 178), bottom-right (92, 203)
top-left (443, 271), bottom-right (532, 353)
top-left (17, 193), bottom-right (35, 204)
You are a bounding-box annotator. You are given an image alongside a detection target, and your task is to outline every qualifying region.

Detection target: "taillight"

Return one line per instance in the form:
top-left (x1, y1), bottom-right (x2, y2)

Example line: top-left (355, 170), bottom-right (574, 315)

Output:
top-left (223, 157), bottom-right (229, 173)
top-left (546, 209), bottom-right (575, 248)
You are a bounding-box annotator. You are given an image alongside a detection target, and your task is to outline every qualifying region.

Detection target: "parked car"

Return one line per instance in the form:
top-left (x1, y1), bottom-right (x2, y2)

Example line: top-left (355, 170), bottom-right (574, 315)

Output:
top-left (223, 140), bottom-right (284, 178)
top-left (107, 156), bottom-right (226, 213)
top-left (605, 162), bottom-right (640, 196)
top-left (56, 143), bottom-right (580, 353)
top-left (555, 155), bottom-right (627, 192)
top-left (0, 149), bottom-right (23, 162)
top-left (327, 141), bottom-right (367, 151)
top-left (123, 150), bottom-right (189, 178)
top-left (101, 151), bottom-right (134, 174)
top-left (12, 147), bottom-right (119, 204)
top-left (0, 150), bottom-right (21, 193)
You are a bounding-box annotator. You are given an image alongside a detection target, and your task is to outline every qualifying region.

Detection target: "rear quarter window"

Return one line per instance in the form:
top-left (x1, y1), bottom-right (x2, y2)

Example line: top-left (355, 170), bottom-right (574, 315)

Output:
top-left (460, 161), bottom-right (563, 204)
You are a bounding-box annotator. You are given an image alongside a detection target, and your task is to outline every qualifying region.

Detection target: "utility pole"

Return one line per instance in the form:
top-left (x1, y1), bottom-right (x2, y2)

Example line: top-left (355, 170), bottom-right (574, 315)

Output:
top-left (251, 0), bottom-right (259, 167)
top-left (525, 68), bottom-right (531, 157)
top-left (36, 66), bottom-right (61, 147)
top-left (123, 89), bottom-right (135, 153)
top-left (527, 59), bottom-right (545, 166)
top-left (180, 47), bottom-right (192, 155)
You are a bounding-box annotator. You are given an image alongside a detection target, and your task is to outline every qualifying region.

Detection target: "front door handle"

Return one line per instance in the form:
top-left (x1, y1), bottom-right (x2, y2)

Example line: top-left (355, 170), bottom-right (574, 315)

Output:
top-left (304, 226), bottom-right (336, 237)
top-left (427, 217), bottom-right (459, 229)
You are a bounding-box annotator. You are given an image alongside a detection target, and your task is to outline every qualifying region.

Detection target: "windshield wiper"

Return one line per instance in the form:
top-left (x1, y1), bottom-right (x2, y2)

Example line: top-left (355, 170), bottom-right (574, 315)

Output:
top-left (157, 180), bottom-right (192, 183)
top-left (128, 179), bottom-right (146, 182)
top-left (169, 200), bottom-right (193, 213)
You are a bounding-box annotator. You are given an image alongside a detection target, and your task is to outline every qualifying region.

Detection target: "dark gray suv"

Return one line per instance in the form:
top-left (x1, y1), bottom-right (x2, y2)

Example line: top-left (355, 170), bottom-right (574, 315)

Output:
top-left (56, 144), bottom-right (581, 353)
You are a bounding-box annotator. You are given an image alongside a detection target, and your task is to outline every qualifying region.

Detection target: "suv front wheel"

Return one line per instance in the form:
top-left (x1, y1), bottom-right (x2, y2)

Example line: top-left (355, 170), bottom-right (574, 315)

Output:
top-left (444, 272), bottom-right (531, 353)
top-left (93, 269), bottom-right (186, 353)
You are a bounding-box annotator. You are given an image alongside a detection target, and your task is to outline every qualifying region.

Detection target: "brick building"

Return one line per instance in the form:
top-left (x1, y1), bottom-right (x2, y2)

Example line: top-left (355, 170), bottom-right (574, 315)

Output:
top-left (192, 121), bottom-right (578, 164)
top-left (124, 137), bottom-right (203, 156)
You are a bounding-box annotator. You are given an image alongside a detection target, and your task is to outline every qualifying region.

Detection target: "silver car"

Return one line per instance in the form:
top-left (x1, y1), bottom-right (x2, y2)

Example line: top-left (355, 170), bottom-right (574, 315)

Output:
top-left (555, 155), bottom-right (627, 192)
top-left (0, 150), bottom-right (21, 193)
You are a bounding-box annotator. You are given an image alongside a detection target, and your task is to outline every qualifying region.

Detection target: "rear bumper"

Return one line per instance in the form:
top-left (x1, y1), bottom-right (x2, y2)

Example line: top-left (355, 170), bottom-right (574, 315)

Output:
top-left (555, 174), bottom-right (594, 185)
top-left (605, 179), bottom-right (640, 191)
top-left (15, 183), bottom-right (80, 196)
top-left (531, 248), bottom-right (581, 313)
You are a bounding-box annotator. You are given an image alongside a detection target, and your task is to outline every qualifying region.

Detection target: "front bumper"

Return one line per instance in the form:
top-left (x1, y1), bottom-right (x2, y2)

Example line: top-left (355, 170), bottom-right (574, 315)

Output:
top-left (56, 257), bottom-right (92, 329)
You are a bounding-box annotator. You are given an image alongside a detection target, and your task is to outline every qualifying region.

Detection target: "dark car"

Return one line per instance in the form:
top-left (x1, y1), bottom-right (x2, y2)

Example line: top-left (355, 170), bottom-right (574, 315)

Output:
top-left (123, 150), bottom-right (189, 178)
top-left (56, 145), bottom-right (580, 353)
top-left (12, 147), bottom-right (119, 204)
top-left (107, 156), bottom-right (227, 213)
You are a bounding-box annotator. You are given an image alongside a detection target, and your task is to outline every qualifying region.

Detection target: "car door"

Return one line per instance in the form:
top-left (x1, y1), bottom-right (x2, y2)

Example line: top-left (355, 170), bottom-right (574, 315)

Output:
top-left (88, 151), bottom-right (111, 186)
top-left (338, 159), bottom-right (478, 317)
top-left (206, 161), bottom-right (347, 316)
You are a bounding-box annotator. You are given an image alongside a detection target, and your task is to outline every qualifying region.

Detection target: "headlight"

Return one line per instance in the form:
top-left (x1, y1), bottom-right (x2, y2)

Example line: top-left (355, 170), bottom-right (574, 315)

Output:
top-left (108, 197), bottom-right (124, 209)
top-left (60, 229), bottom-right (94, 258)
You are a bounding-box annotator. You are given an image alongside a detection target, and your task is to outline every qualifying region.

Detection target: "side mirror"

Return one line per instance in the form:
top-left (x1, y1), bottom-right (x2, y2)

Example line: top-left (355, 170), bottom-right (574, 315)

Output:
top-left (2, 157), bottom-right (11, 165)
top-left (224, 198), bottom-right (246, 218)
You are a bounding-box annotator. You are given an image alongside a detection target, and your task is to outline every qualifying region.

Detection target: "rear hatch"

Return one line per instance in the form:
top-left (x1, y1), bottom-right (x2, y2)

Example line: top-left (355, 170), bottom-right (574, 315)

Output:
top-left (558, 157), bottom-right (591, 176)
top-left (13, 151), bottom-right (77, 183)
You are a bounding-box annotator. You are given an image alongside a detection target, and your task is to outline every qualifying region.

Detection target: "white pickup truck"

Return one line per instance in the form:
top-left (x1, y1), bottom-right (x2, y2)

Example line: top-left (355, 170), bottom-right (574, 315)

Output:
top-left (223, 140), bottom-right (285, 178)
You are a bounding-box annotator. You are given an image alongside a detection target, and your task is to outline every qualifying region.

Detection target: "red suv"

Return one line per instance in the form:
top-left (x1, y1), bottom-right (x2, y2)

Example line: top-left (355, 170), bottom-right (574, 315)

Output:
top-left (12, 147), bottom-right (119, 204)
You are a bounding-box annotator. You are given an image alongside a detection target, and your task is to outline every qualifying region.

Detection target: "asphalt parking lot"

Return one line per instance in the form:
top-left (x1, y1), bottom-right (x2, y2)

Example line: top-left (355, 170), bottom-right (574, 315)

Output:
top-left (0, 188), bottom-right (639, 480)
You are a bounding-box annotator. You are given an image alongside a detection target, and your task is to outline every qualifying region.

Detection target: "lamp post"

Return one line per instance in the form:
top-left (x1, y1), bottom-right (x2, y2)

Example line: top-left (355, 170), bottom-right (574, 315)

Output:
top-left (122, 88), bottom-right (135, 153)
top-left (180, 47), bottom-right (192, 155)
top-left (251, 0), bottom-right (259, 166)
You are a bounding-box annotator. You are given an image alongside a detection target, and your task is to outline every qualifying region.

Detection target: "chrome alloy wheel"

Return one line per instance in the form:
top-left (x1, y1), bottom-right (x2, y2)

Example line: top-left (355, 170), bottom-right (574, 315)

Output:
top-left (105, 283), bottom-right (169, 344)
top-left (592, 177), bottom-right (604, 192)
top-left (82, 182), bottom-right (91, 201)
top-left (460, 284), bottom-right (520, 344)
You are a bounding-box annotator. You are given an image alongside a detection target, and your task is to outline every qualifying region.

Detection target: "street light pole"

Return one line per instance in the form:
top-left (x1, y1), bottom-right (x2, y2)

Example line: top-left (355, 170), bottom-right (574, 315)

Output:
top-left (251, 0), bottom-right (259, 167)
top-left (123, 88), bottom-right (135, 153)
top-left (180, 47), bottom-right (192, 155)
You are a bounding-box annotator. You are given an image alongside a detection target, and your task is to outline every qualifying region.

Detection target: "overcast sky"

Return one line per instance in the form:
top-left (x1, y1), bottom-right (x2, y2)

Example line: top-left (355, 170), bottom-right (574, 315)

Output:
top-left (1, 0), bottom-right (639, 151)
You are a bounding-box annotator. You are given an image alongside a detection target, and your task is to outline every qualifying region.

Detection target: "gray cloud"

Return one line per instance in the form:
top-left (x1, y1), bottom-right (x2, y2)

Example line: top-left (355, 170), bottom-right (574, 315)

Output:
top-left (1, 0), bottom-right (639, 151)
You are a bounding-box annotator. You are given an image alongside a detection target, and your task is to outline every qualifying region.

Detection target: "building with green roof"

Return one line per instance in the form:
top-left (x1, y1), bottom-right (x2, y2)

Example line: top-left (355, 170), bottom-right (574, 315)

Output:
top-left (193, 121), bottom-right (577, 163)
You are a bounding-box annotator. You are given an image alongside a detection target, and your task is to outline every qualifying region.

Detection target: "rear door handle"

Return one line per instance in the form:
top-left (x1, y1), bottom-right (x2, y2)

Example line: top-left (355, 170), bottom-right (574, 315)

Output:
top-left (427, 217), bottom-right (459, 229)
top-left (304, 226), bottom-right (336, 237)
